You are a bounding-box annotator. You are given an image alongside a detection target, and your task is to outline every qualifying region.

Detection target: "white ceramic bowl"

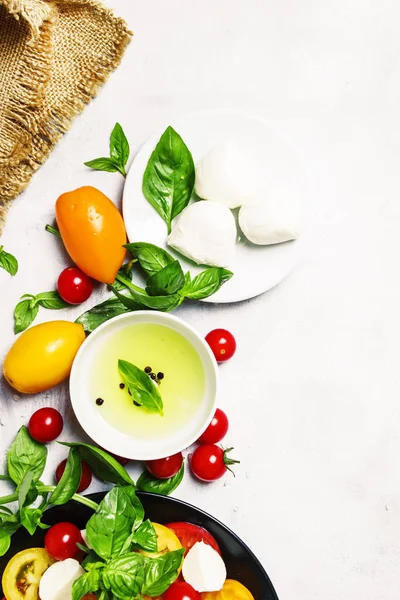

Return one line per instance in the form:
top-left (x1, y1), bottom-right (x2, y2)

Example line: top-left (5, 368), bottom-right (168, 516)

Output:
top-left (69, 311), bottom-right (218, 460)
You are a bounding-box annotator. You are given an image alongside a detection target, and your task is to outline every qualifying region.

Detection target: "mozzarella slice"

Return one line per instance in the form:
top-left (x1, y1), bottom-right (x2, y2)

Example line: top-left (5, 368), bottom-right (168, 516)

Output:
top-left (239, 184), bottom-right (303, 245)
top-left (182, 541), bottom-right (227, 593)
top-left (80, 529), bottom-right (92, 549)
top-left (167, 200), bottom-right (236, 267)
top-left (195, 143), bottom-right (257, 209)
top-left (39, 558), bottom-right (85, 600)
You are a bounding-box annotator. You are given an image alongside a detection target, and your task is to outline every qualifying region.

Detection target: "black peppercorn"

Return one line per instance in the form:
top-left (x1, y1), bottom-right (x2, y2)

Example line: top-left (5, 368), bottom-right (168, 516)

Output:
top-left (157, 372), bottom-right (164, 380)
top-left (96, 398), bottom-right (104, 406)
top-left (144, 366), bottom-right (152, 373)
top-left (150, 372), bottom-right (157, 380)
top-left (133, 400), bottom-right (140, 406)
top-left (119, 383), bottom-right (125, 389)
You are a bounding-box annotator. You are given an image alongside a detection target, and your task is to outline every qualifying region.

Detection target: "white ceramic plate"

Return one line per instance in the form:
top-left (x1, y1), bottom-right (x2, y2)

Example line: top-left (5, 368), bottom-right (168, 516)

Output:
top-left (69, 311), bottom-right (218, 460)
top-left (123, 109), bottom-right (307, 303)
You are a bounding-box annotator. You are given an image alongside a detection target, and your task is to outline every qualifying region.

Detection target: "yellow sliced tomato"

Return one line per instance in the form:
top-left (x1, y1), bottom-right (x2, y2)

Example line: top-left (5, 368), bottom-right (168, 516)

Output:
top-left (201, 579), bottom-right (255, 600)
top-left (2, 548), bottom-right (55, 600)
top-left (139, 523), bottom-right (182, 559)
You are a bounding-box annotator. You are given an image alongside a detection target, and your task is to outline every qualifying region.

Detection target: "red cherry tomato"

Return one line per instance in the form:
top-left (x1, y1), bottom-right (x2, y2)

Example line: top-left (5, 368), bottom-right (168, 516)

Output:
top-left (190, 445), bottom-right (239, 482)
top-left (163, 580), bottom-right (201, 600)
top-left (166, 522), bottom-right (221, 556)
top-left (198, 409), bottom-right (229, 444)
top-left (55, 459), bottom-right (93, 492)
top-left (28, 408), bottom-right (63, 443)
top-left (57, 267), bottom-right (93, 305)
top-left (205, 329), bottom-right (236, 362)
top-left (145, 452), bottom-right (183, 479)
top-left (44, 522), bottom-right (82, 560)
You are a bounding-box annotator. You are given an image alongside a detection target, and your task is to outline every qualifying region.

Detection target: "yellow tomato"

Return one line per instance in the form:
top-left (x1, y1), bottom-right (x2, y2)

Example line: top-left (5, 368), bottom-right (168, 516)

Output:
top-left (3, 321), bottom-right (85, 393)
top-left (201, 580), bottom-right (255, 600)
top-left (56, 186), bottom-right (126, 284)
top-left (139, 523), bottom-right (182, 559)
top-left (2, 548), bottom-right (55, 600)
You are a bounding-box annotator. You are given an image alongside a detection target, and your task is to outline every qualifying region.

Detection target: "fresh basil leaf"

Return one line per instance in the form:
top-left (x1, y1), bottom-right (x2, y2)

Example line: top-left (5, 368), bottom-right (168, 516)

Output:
top-left (86, 486), bottom-right (140, 561)
top-left (121, 484), bottom-right (145, 530)
top-left (20, 507), bottom-right (45, 535)
top-left (76, 296), bottom-right (130, 333)
top-left (35, 291), bottom-right (69, 310)
top-left (50, 448), bottom-right (82, 505)
top-left (112, 286), bottom-right (183, 312)
top-left (131, 520), bottom-right (157, 553)
top-left (124, 242), bottom-right (175, 277)
top-left (59, 442), bottom-right (134, 485)
top-left (14, 298), bottom-right (38, 334)
top-left (72, 570), bottom-right (102, 600)
top-left (0, 531), bottom-right (11, 556)
top-left (18, 471), bottom-right (36, 511)
top-left (112, 260), bottom-right (136, 291)
top-left (183, 267), bottom-right (233, 300)
top-left (84, 157), bottom-right (119, 173)
top-left (82, 552), bottom-right (104, 570)
top-left (145, 261), bottom-right (185, 296)
top-left (102, 553), bottom-right (145, 600)
top-left (110, 123), bottom-right (130, 168)
top-left (0, 506), bottom-right (13, 515)
top-left (0, 246), bottom-right (18, 276)
top-left (136, 462), bottom-right (184, 496)
top-left (8, 426), bottom-right (47, 485)
top-left (118, 359), bottom-right (164, 416)
top-left (142, 549), bottom-right (185, 596)
top-left (142, 126), bottom-right (195, 233)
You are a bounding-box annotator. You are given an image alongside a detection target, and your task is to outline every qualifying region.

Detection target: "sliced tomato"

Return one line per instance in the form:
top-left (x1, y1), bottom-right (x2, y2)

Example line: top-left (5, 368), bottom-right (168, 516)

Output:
top-left (1, 548), bottom-right (55, 600)
top-left (166, 522), bottom-right (221, 556)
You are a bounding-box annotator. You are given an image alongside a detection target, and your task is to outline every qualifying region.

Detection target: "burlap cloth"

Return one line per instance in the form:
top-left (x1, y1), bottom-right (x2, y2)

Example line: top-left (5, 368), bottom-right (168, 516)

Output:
top-left (0, 0), bottom-right (132, 233)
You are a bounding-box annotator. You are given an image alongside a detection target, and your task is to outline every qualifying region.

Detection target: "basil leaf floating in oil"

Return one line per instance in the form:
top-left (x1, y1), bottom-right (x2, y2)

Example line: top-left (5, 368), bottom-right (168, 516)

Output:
top-left (0, 246), bottom-right (18, 276)
top-left (136, 462), bottom-right (184, 496)
top-left (183, 267), bottom-right (233, 300)
top-left (50, 447), bottom-right (82, 505)
top-left (141, 549), bottom-right (185, 597)
top-left (145, 260), bottom-right (185, 296)
top-left (59, 442), bottom-right (134, 485)
top-left (142, 126), bottom-right (195, 233)
top-left (8, 426), bottom-right (47, 485)
top-left (118, 359), bottom-right (164, 416)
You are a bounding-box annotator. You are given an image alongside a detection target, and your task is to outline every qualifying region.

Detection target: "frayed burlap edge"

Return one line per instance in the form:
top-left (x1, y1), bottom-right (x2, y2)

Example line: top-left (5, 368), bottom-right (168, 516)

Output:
top-left (0, 1), bottom-right (132, 234)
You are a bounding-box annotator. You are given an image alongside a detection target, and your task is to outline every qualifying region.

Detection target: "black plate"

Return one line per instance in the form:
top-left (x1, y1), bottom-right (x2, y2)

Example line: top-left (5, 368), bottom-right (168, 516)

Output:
top-left (0, 492), bottom-right (279, 600)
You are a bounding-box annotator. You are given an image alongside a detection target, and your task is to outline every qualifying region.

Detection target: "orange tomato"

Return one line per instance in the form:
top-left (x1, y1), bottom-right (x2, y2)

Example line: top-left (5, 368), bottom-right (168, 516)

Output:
top-left (201, 580), bottom-right (255, 599)
top-left (56, 186), bottom-right (126, 284)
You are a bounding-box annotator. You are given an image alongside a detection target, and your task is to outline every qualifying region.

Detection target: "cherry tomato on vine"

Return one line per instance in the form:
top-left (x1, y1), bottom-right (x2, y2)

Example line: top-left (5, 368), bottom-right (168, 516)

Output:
top-left (28, 408), bottom-right (63, 443)
top-left (163, 581), bottom-right (201, 600)
top-left (57, 267), bottom-right (93, 305)
top-left (145, 452), bottom-right (183, 479)
top-left (198, 408), bottom-right (229, 444)
top-left (44, 522), bottom-right (82, 560)
top-left (190, 445), bottom-right (239, 482)
top-left (205, 329), bottom-right (236, 362)
top-left (55, 459), bottom-right (93, 492)
top-left (166, 522), bottom-right (221, 556)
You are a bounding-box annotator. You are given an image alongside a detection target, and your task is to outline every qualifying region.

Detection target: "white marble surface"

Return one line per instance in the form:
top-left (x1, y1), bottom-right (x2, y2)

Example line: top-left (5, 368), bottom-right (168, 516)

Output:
top-left (1, 1), bottom-right (400, 598)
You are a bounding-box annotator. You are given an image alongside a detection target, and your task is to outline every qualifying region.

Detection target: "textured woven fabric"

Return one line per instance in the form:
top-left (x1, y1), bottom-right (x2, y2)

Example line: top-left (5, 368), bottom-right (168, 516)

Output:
top-left (0, 0), bottom-right (132, 233)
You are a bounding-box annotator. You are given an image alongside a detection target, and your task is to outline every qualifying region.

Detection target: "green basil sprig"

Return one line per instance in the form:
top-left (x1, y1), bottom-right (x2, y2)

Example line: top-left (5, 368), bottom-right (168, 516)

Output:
top-left (84, 123), bottom-right (130, 177)
top-left (143, 126), bottom-right (195, 233)
top-left (0, 246), bottom-right (18, 276)
top-left (118, 359), bottom-right (164, 416)
top-left (136, 462), bottom-right (185, 496)
top-left (14, 291), bottom-right (68, 334)
top-left (76, 242), bottom-right (233, 333)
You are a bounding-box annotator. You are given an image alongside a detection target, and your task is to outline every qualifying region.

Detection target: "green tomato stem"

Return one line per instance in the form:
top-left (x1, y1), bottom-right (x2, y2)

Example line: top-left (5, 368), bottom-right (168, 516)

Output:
top-left (45, 224), bottom-right (62, 238)
top-left (115, 273), bottom-right (145, 294)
